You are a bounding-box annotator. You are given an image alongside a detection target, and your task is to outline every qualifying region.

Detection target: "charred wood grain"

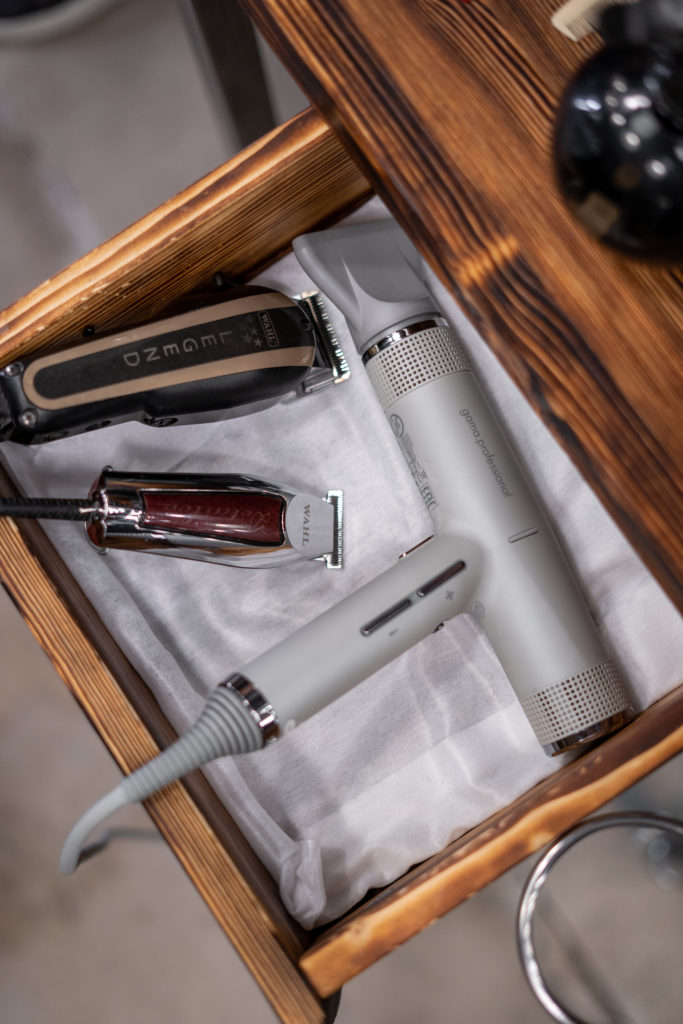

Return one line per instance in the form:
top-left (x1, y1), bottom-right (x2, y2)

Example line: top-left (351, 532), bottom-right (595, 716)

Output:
top-left (0, 108), bottom-right (370, 363)
top-left (241, 0), bottom-right (683, 609)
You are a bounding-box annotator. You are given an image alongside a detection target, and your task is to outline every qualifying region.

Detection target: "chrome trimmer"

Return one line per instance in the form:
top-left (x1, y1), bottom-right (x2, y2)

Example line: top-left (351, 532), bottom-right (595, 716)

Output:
top-left (0, 468), bottom-right (343, 569)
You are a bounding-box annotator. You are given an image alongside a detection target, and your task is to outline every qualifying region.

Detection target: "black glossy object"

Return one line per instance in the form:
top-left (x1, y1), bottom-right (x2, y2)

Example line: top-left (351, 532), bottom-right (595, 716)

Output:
top-left (0, 285), bottom-right (317, 445)
top-left (554, 46), bottom-right (683, 260)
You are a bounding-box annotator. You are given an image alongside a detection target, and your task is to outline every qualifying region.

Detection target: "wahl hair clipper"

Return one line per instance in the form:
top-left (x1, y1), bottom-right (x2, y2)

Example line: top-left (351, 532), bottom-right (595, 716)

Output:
top-left (0, 285), bottom-right (347, 445)
top-left (0, 469), bottom-right (343, 569)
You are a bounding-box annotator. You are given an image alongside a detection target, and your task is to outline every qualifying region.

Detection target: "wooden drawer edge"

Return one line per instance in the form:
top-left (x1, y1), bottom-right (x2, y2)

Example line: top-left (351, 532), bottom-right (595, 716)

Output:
top-left (0, 106), bottom-right (371, 362)
top-left (244, 1), bottom-right (683, 612)
top-left (0, 104), bottom-right (374, 1022)
top-left (300, 686), bottom-right (683, 995)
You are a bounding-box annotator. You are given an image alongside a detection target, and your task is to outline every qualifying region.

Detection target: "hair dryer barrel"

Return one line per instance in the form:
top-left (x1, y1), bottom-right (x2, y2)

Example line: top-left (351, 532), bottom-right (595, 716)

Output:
top-left (364, 323), bottom-right (633, 752)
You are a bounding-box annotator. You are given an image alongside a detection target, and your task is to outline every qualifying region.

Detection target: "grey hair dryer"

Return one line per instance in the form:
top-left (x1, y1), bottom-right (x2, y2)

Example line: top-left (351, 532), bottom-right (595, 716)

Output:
top-left (60, 219), bottom-right (633, 874)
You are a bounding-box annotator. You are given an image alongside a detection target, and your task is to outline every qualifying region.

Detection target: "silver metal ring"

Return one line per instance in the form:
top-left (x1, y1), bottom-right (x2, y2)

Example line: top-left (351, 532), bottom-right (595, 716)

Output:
top-left (517, 811), bottom-right (683, 1024)
top-left (221, 672), bottom-right (279, 744)
top-left (542, 709), bottom-right (634, 757)
top-left (362, 318), bottom-right (447, 363)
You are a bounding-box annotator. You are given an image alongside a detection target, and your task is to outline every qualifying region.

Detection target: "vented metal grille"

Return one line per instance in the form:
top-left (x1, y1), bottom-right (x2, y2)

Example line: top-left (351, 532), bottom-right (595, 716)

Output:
top-left (521, 661), bottom-right (631, 747)
top-left (366, 326), bottom-right (470, 409)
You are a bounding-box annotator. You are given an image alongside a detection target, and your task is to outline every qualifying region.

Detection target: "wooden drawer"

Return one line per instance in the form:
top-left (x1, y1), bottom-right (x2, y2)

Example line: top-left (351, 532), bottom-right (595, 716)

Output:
top-left (0, 107), bottom-right (681, 1024)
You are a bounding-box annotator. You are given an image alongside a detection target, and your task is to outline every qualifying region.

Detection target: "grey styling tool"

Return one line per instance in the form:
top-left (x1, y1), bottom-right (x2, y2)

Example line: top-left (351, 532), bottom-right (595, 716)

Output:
top-left (60, 219), bottom-right (633, 874)
top-left (0, 468), bottom-right (343, 569)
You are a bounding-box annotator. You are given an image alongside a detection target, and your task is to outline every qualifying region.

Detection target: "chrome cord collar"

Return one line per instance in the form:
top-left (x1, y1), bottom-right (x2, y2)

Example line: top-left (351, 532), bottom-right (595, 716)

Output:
top-left (221, 672), bottom-right (279, 744)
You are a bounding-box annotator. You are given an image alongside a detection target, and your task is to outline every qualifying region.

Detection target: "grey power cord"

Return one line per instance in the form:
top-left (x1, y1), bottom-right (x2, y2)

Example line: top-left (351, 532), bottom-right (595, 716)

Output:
top-left (60, 682), bottom-right (263, 873)
top-left (78, 827), bottom-right (161, 866)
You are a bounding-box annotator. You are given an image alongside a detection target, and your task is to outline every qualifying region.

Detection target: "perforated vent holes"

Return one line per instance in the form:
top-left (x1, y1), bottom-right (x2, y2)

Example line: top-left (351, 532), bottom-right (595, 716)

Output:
top-left (521, 662), bottom-right (632, 747)
top-left (366, 326), bottom-right (471, 409)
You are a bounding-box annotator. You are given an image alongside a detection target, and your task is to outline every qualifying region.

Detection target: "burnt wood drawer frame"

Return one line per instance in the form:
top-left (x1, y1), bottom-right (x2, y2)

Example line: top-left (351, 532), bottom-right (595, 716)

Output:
top-left (0, 109), bottom-right (681, 1024)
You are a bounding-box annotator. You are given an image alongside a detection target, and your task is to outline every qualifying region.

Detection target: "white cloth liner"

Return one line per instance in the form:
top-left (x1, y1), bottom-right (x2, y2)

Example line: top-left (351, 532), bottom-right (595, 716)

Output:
top-left (4, 199), bottom-right (681, 927)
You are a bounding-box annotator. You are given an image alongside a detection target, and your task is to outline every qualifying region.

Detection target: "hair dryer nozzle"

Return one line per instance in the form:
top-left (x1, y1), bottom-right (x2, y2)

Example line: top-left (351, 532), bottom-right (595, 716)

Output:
top-left (293, 220), bottom-right (439, 356)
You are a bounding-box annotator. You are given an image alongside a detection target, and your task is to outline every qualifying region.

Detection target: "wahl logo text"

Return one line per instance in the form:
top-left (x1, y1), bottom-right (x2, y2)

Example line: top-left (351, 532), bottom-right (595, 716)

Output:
top-left (258, 311), bottom-right (280, 348)
top-left (302, 503), bottom-right (311, 545)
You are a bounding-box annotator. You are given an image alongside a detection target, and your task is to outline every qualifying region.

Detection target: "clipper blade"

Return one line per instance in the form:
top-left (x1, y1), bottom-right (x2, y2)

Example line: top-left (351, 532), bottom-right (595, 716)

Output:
top-left (322, 489), bottom-right (343, 569)
top-left (294, 290), bottom-right (350, 395)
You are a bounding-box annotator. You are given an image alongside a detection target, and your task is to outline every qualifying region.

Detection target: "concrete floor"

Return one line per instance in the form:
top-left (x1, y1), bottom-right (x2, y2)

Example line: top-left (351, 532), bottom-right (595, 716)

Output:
top-left (0, 2), bottom-right (681, 1022)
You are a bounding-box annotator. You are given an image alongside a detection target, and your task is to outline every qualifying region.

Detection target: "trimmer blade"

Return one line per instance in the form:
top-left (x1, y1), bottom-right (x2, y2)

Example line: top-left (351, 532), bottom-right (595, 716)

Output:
top-left (294, 290), bottom-right (350, 395)
top-left (323, 489), bottom-right (343, 569)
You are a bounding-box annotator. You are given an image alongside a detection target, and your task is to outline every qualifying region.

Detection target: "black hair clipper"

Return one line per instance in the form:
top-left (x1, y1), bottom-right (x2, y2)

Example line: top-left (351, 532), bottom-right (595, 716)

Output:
top-left (0, 285), bottom-right (347, 445)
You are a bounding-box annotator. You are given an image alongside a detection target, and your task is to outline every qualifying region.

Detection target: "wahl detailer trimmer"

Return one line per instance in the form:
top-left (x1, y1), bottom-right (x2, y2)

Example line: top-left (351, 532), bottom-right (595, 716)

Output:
top-left (60, 219), bottom-right (633, 874)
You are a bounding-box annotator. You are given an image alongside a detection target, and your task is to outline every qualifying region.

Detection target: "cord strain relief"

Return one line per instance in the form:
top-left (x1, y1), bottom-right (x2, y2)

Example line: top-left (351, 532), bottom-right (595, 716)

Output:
top-left (120, 685), bottom-right (262, 803)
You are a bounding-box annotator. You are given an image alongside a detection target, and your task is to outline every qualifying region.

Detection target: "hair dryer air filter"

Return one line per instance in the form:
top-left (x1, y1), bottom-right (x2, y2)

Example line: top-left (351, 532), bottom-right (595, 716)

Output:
top-left (520, 663), bottom-right (632, 752)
